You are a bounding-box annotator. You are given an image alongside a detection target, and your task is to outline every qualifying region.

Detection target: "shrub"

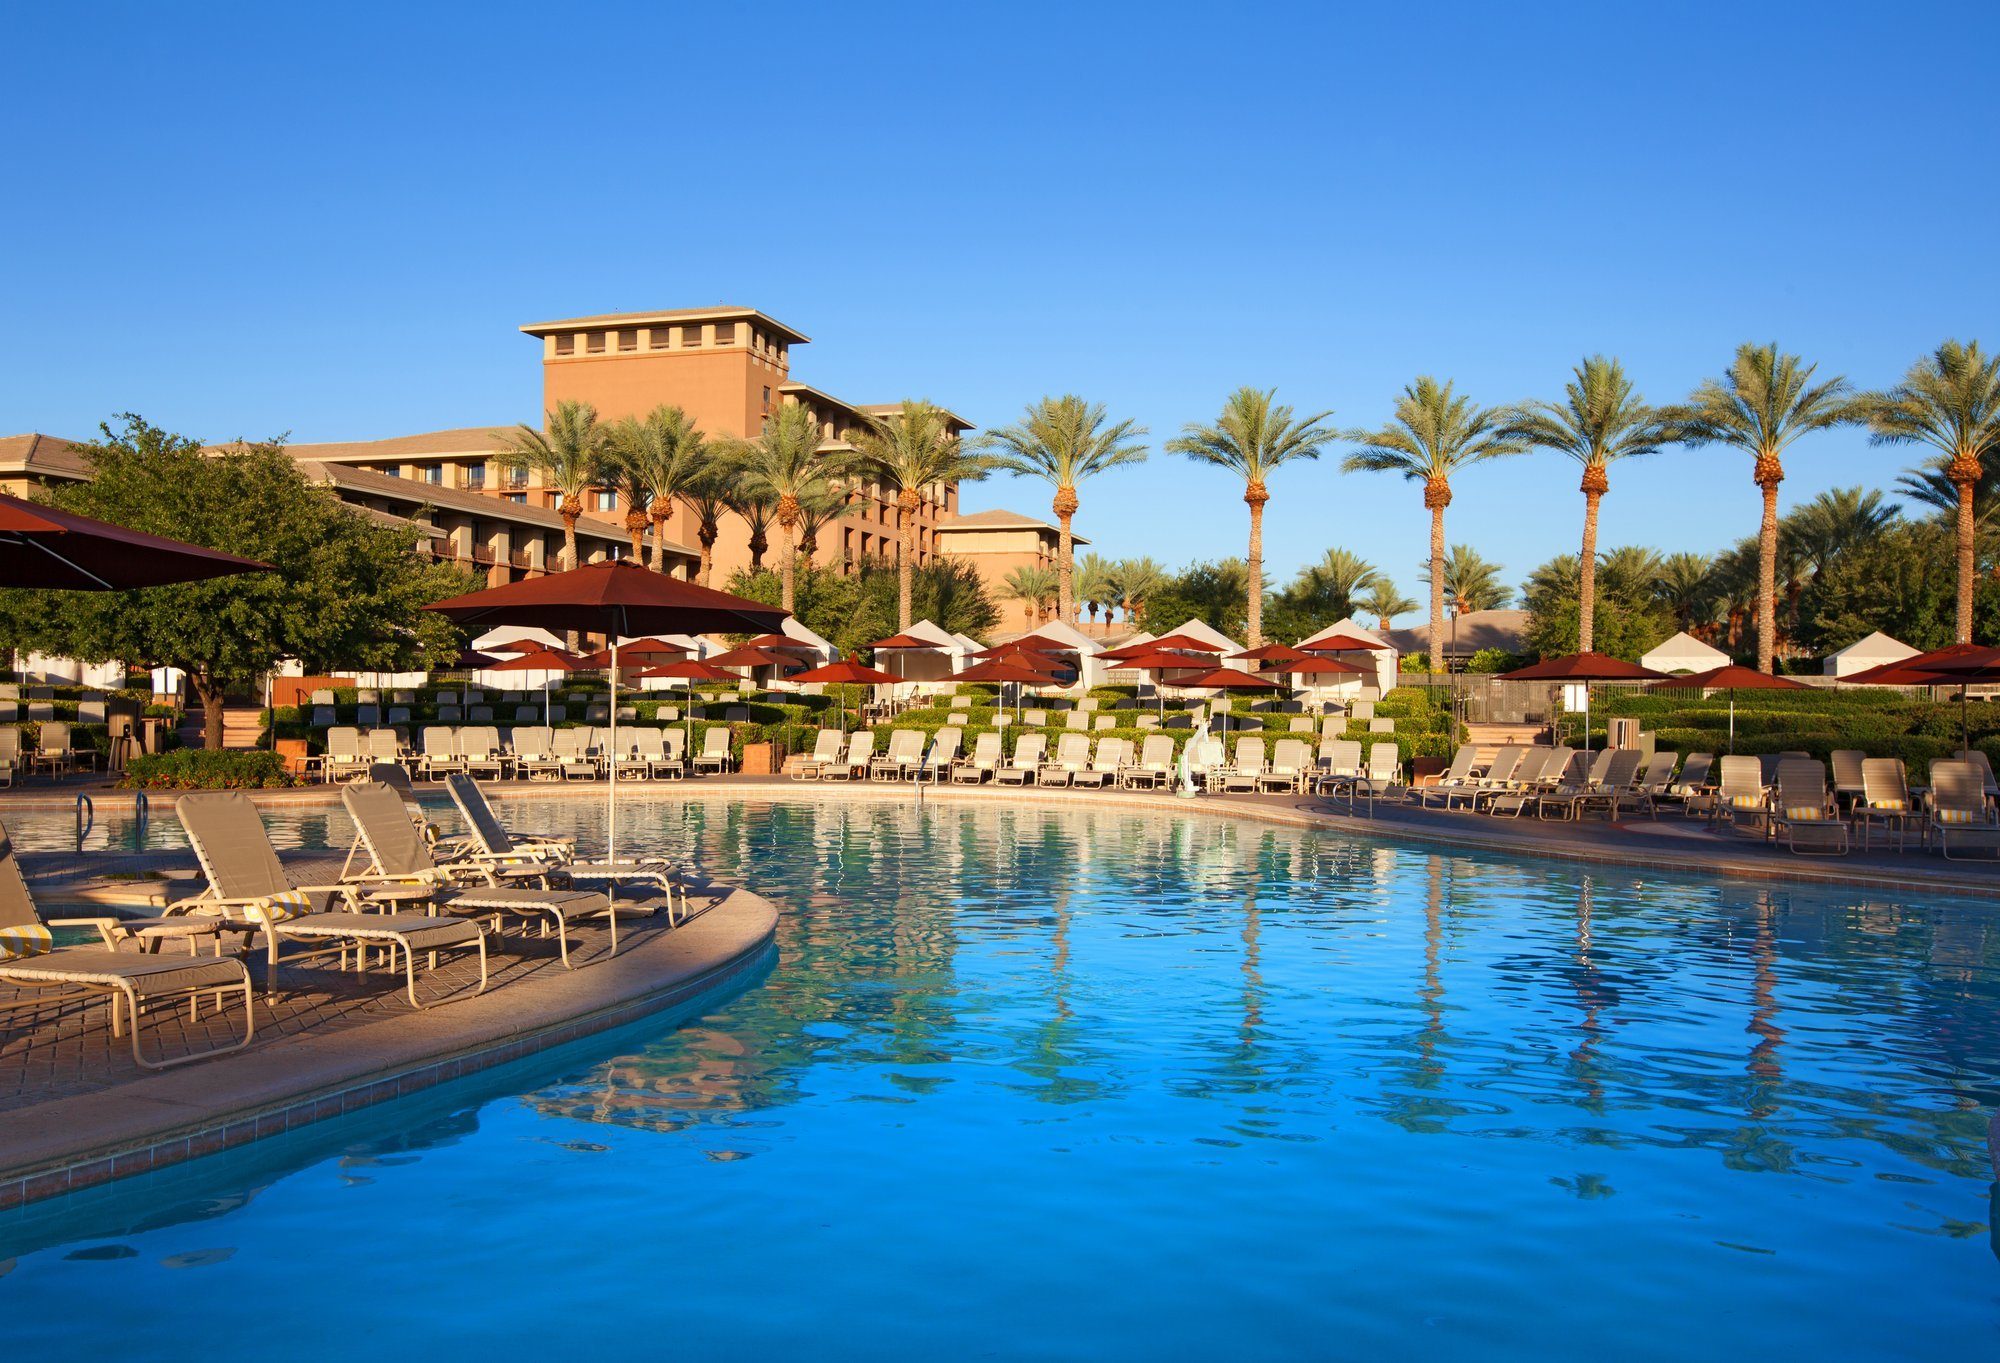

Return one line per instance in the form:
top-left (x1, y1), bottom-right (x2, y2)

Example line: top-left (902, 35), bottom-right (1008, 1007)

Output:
top-left (123, 749), bottom-right (295, 790)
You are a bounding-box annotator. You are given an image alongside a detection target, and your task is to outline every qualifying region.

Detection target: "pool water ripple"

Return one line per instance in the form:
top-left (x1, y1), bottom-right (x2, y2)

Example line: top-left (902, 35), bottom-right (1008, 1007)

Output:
top-left (2, 797), bottom-right (1997, 1358)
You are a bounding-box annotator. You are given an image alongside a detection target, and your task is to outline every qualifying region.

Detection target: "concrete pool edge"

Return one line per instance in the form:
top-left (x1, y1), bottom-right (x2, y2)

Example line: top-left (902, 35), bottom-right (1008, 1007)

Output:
top-left (0, 887), bottom-right (778, 1211)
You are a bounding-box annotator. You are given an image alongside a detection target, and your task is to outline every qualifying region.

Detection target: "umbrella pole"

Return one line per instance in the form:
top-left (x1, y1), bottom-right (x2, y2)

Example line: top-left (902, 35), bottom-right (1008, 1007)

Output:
top-left (608, 637), bottom-right (618, 865)
top-left (1729, 694), bottom-right (1735, 755)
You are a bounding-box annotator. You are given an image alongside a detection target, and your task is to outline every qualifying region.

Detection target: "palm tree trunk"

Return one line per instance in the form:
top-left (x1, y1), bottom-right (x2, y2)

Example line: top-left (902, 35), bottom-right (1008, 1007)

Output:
top-left (897, 490), bottom-right (920, 630)
top-left (1053, 484), bottom-right (1078, 624)
top-left (649, 512), bottom-right (668, 573)
top-left (624, 509), bottom-right (646, 561)
top-left (561, 506), bottom-right (581, 571)
top-left (1756, 473), bottom-right (1781, 674)
top-left (1424, 476), bottom-right (1450, 671)
top-left (1244, 481), bottom-right (1269, 647)
top-left (777, 500), bottom-right (800, 613)
top-left (1578, 471), bottom-right (1606, 654)
top-left (1954, 467), bottom-right (1978, 645)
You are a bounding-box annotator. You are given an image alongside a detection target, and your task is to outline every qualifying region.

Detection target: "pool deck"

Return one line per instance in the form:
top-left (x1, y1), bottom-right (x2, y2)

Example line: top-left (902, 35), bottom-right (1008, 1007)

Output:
top-left (3, 771), bottom-right (1993, 1212)
top-left (0, 874), bottom-right (777, 1212)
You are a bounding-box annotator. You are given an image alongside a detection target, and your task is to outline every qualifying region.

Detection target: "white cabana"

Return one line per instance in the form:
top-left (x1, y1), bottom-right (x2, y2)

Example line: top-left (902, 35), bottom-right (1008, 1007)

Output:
top-left (872, 619), bottom-right (964, 689)
top-left (1011, 619), bottom-right (1108, 688)
top-left (1641, 631), bottom-right (1729, 675)
top-left (1824, 630), bottom-right (1919, 678)
top-left (1156, 617), bottom-right (1244, 658)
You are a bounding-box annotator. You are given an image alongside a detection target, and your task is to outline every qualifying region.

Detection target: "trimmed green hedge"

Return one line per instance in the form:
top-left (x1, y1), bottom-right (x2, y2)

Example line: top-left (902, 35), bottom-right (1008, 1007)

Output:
top-left (122, 750), bottom-right (295, 790)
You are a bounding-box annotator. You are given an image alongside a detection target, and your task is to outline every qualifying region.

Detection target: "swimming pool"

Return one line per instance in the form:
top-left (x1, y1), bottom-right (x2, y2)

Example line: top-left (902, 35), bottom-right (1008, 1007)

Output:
top-left (3, 797), bottom-right (1996, 1359)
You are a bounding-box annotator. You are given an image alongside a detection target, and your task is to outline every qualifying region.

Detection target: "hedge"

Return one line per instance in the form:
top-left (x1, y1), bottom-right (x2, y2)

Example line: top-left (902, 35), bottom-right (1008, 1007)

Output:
top-left (122, 750), bottom-right (296, 790)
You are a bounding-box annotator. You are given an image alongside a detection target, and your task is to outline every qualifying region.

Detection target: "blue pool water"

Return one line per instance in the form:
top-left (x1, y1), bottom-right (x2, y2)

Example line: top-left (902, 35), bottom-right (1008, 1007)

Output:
top-left (3, 797), bottom-right (1998, 1359)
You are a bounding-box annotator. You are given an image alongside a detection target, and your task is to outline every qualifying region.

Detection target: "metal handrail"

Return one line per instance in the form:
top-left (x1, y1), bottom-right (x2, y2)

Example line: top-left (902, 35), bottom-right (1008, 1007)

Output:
top-left (75, 793), bottom-right (94, 852)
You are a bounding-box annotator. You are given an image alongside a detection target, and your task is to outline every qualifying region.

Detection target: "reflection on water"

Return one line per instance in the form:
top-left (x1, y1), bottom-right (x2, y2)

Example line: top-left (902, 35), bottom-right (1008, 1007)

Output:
top-left (4, 797), bottom-right (1998, 1360)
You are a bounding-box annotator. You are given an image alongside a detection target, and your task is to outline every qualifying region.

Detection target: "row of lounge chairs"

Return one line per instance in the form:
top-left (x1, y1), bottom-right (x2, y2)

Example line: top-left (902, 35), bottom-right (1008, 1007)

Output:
top-left (0, 723), bottom-right (90, 786)
top-left (0, 776), bottom-right (689, 1070)
top-left (313, 725), bottom-right (735, 782)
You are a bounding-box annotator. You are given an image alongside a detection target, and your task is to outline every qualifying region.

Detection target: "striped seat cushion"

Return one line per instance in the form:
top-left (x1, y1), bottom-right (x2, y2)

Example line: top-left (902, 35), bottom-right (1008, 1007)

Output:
top-left (1728, 794), bottom-right (1766, 810)
top-left (0, 923), bottom-right (54, 960)
top-left (1866, 799), bottom-right (1907, 812)
top-left (260, 890), bottom-right (315, 922)
top-left (1783, 806), bottom-right (1831, 822)
top-left (1936, 808), bottom-right (1992, 826)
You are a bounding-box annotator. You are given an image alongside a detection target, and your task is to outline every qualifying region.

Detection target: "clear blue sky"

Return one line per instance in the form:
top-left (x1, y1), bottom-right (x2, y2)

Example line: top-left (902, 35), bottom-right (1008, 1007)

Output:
top-left (9, 2), bottom-right (1998, 606)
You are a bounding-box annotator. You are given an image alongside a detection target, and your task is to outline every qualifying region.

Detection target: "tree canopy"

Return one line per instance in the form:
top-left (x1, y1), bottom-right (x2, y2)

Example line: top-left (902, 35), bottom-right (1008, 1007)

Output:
top-left (0, 415), bottom-right (472, 745)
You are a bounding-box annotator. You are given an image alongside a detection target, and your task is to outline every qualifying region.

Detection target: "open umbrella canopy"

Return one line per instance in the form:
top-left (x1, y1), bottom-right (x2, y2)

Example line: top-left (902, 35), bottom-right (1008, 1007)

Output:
top-left (948, 659), bottom-right (1051, 685)
top-left (1140, 631), bottom-right (1231, 654)
top-left (486, 647), bottom-right (584, 672)
top-left (575, 638), bottom-right (686, 667)
top-left (742, 632), bottom-right (819, 654)
top-left (637, 659), bottom-right (742, 683)
top-left (1892, 644), bottom-right (2000, 680)
top-left (868, 632), bottom-right (940, 650)
top-left (1231, 642), bottom-right (1309, 665)
top-left (788, 658), bottom-right (901, 686)
top-left (1178, 665), bottom-right (1286, 691)
top-left (1284, 656), bottom-right (1364, 678)
top-left (1501, 652), bottom-right (1667, 682)
top-left (423, 560), bottom-right (787, 637)
top-left (0, 491), bottom-right (271, 590)
top-left (1299, 631), bottom-right (1391, 653)
top-left (1645, 664), bottom-right (1807, 694)
top-left (454, 649), bottom-right (503, 669)
top-left (1117, 648), bottom-right (1219, 671)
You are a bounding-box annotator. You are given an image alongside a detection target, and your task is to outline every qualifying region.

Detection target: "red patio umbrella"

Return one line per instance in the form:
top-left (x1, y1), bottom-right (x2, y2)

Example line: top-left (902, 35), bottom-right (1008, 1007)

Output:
top-left (1503, 652), bottom-right (1666, 750)
top-left (946, 657), bottom-right (1050, 723)
top-left (1299, 631), bottom-right (1392, 653)
top-left (1231, 642), bottom-right (1309, 665)
top-left (575, 637), bottom-right (687, 668)
top-left (1143, 631), bottom-right (1232, 654)
top-left (705, 645), bottom-right (797, 672)
top-left (868, 632), bottom-right (940, 650)
top-left (787, 657), bottom-right (902, 733)
top-left (1646, 663), bottom-right (1807, 753)
top-left (1117, 648), bottom-right (1221, 719)
top-left (1880, 647), bottom-right (2000, 749)
top-left (424, 561), bottom-right (786, 863)
top-left (484, 645), bottom-right (585, 721)
top-left (1843, 641), bottom-right (1991, 686)
top-left (1176, 665), bottom-right (1285, 740)
top-left (0, 491), bottom-right (271, 590)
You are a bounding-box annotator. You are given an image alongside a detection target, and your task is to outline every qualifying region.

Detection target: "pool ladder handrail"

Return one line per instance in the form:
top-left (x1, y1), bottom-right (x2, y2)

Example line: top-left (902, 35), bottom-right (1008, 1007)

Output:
top-left (75, 792), bottom-right (94, 851)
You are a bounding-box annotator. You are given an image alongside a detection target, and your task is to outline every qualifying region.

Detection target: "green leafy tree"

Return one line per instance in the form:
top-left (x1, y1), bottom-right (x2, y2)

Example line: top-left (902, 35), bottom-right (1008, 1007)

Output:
top-left (732, 560), bottom-right (999, 654)
top-left (1796, 519), bottom-right (2000, 655)
top-left (1865, 340), bottom-right (2000, 644)
top-left (1507, 356), bottom-right (1685, 652)
top-left (0, 417), bottom-right (470, 747)
top-left (1110, 556), bottom-right (1167, 624)
top-left (979, 395), bottom-right (1148, 624)
top-left (681, 475), bottom-right (733, 586)
top-left (1267, 548), bottom-right (1380, 641)
top-left (1420, 544), bottom-right (1511, 613)
top-left (1167, 387), bottom-right (1338, 646)
top-left (736, 488), bottom-right (775, 571)
top-left (1344, 377), bottom-right (1524, 666)
top-left (849, 400), bottom-right (997, 629)
top-left (795, 483), bottom-right (850, 566)
top-left (1522, 547), bottom-right (1672, 661)
top-left (1679, 343), bottom-right (1863, 671)
top-left (1653, 551), bottom-right (1717, 636)
top-left (1138, 559), bottom-right (1249, 639)
top-left (727, 402), bottom-right (853, 612)
top-left (606, 405), bottom-right (711, 573)
top-left (497, 399), bottom-right (607, 570)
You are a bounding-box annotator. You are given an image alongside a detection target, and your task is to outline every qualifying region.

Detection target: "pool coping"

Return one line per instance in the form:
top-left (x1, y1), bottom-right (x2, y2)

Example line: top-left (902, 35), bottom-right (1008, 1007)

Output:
top-left (0, 887), bottom-right (778, 1212)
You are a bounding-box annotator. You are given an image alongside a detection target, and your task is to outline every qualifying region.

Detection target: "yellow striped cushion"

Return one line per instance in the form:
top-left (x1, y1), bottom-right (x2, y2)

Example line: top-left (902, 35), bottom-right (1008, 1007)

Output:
top-left (1936, 808), bottom-right (1989, 825)
top-left (0, 924), bottom-right (55, 960)
top-left (1783, 806), bottom-right (1830, 821)
top-left (1729, 794), bottom-right (1766, 809)
top-left (1867, 799), bottom-right (1907, 812)
top-left (260, 890), bottom-right (313, 922)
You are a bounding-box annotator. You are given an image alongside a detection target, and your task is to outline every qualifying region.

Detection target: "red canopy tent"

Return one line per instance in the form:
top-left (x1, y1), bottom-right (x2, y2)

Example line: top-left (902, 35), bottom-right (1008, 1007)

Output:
top-left (425, 561), bottom-right (786, 862)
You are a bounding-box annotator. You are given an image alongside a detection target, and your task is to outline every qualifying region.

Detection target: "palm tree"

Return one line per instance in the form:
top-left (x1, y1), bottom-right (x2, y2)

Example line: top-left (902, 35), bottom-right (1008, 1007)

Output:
top-left (1781, 486), bottom-right (1898, 579)
top-left (1652, 552), bottom-right (1717, 636)
top-left (1111, 556), bottom-right (1166, 625)
top-left (1343, 377), bottom-right (1524, 665)
top-left (1421, 544), bottom-right (1510, 613)
top-left (1507, 357), bottom-right (1685, 652)
top-left (1003, 564), bottom-right (1059, 623)
top-left (1358, 580), bottom-right (1418, 632)
top-left (1866, 340), bottom-right (2000, 644)
top-left (736, 490), bottom-right (775, 572)
top-left (1680, 344), bottom-right (1862, 672)
top-left (795, 483), bottom-right (849, 565)
top-left (848, 400), bottom-right (997, 629)
top-left (729, 403), bottom-right (850, 612)
top-left (497, 399), bottom-right (606, 570)
top-left (1292, 547), bottom-right (1379, 618)
top-left (681, 477), bottom-right (731, 586)
top-left (1074, 552), bottom-right (1118, 630)
top-left (1167, 388), bottom-right (1338, 646)
top-left (606, 405), bottom-right (710, 573)
top-left (611, 462), bottom-right (652, 560)
top-left (979, 395), bottom-right (1148, 624)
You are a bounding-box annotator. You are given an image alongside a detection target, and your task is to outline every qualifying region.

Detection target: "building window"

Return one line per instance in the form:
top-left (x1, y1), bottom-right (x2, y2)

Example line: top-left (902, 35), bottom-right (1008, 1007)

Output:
top-left (585, 332), bottom-right (606, 354)
top-left (504, 493), bottom-right (525, 504)
top-left (383, 465), bottom-right (401, 478)
top-left (714, 322), bottom-right (736, 345)
top-left (555, 334), bottom-right (574, 356)
top-left (420, 463), bottom-right (443, 485)
top-left (593, 490), bottom-right (616, 512)
top-left (466, 463), bottom-right (486, 490)
top-left (504, 466), bottom-right (529, 489)
top-left (618, 328), bottom-right (638, 352)
top-left (762, 386), bottom-right (771, 408)
top-left (681, 325), bottom-right (702, 348)
top-left (650, 329), bottom-right (672, 350)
